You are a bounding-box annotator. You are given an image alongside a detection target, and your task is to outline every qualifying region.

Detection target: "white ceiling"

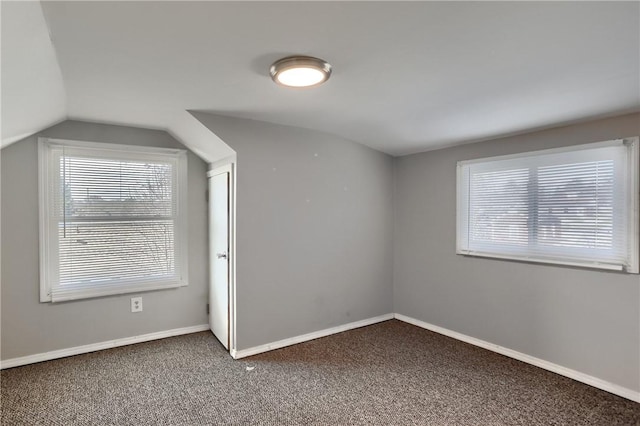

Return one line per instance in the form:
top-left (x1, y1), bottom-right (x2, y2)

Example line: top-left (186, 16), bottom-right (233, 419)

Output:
top-left (4, 1), bottom-right (639, 157)
top-left (1, 1), bottom-right (66, 147)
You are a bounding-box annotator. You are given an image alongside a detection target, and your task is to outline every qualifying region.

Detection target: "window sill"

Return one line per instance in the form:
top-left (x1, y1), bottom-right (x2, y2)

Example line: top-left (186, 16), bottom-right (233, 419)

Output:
top-left (41, 281), bottom-right (188, 303)
top-left (456, 250), bottom-right (636, 274)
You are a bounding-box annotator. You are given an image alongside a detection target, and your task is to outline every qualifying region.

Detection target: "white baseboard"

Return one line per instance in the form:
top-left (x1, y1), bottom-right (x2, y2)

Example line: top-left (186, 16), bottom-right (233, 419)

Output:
top-left (230, 313), bottom-right (394, 359)
top-left (394, 313), bottom-right (640, 403)
top-left (0, 324), bottom-right (210, 370)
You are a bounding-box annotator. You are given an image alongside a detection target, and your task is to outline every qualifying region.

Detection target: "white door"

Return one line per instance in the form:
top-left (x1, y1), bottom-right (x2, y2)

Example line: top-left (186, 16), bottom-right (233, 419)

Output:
top-left (209, 170), bottom-right (229, 349)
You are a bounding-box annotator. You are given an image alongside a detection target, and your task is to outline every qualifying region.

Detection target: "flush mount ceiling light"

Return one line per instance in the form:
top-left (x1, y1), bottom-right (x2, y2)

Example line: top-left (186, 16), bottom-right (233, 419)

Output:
top-left (270, 56), bottom-right (332, 88)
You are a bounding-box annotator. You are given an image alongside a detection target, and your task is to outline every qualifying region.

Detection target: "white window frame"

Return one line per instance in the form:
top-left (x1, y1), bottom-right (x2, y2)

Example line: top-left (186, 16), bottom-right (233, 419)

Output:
top-left (39, 138), bottom-right (189, 302)
top-left (456, 138), bottom-right (639, 273)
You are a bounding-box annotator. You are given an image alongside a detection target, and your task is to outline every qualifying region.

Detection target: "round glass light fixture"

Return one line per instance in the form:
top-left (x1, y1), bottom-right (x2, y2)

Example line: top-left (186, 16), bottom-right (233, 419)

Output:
top-left (270, 56), bottom-right (332, 88)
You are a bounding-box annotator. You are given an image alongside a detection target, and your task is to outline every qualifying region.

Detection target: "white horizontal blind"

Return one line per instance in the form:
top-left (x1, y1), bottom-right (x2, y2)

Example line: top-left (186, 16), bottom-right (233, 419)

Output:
top-left (40, 139), bottom-right (188, 302)
top-left (457, 139), bottom-right (638, 272)
top-left (469, 168), bottom-right (529, 247)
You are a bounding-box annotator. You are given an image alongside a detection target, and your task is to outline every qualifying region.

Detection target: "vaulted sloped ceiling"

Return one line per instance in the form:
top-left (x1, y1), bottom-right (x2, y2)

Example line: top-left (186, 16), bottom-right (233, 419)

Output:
top-left (0, 2), bottom-right (233, 163)
top-left (2, 1), bottom-right (639, 159)
top-left (1, 1), bottom-right (66, 147)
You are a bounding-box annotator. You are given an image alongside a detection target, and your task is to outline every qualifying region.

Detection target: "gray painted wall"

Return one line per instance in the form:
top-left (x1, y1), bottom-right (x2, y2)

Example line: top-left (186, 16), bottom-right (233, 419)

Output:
top-left (1, 120), bottom-right (209, 360)
top-left (194, 113), bottom-right (394, 351)
top-left (394, 112), bottom-right (640, 392)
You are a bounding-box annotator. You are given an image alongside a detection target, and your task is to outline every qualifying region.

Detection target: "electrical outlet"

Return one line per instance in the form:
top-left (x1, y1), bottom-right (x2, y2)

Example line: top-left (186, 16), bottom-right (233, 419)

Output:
top-left (131, 297), bottom-right (143, 313)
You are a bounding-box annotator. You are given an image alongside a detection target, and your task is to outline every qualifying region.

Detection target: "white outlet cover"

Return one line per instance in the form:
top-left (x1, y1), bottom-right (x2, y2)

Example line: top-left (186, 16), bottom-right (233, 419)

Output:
top-left (131, 297), bottom-right (143, 313)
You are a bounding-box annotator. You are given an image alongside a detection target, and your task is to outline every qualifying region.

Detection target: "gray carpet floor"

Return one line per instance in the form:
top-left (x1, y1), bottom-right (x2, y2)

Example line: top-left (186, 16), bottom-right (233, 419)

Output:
top-left (1, 320), bottom-right (639, 425)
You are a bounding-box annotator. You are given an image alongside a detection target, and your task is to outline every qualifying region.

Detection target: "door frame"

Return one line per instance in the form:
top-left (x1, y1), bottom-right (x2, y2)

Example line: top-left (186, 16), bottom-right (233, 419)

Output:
top-left (207, 162), bottom-right (236, 354)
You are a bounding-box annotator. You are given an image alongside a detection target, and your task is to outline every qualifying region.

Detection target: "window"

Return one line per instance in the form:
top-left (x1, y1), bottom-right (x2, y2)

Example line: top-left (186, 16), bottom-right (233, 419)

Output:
top-left (39, 138), bottom-right (188, 302)
top-left (457, 138), bottom-right (639, 273)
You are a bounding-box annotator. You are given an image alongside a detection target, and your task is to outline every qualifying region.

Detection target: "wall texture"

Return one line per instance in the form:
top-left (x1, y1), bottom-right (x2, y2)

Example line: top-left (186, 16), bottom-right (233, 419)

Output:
top-left (194, 113), bottom-right (394, 351)
top-left (1, 120), bottom-right (209, 360)
top-left (394, 112), bottom-right (640, 392)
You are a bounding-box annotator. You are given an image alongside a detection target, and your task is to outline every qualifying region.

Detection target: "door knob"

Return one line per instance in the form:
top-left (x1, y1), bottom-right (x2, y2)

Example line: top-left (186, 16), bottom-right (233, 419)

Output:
top-left (216, 252), bottom-right (227, 259)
